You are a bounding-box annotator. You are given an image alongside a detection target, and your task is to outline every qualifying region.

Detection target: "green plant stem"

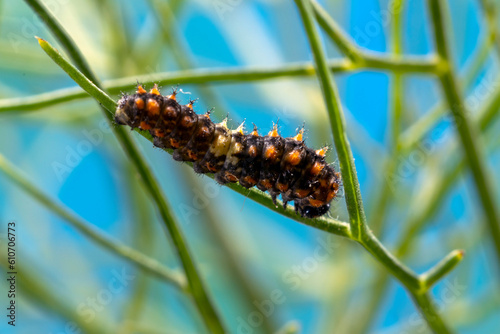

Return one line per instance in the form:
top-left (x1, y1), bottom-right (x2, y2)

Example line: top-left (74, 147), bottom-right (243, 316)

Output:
top-left (421, 250), bottom-right (465, 289)
top-left (428, 0), bottom-right (500, 264)
top-left (311, 0), bottom-right (362, 62)
top-left (36, 37), bottom-right (225, 333)
top-left (26, 0), bottom-right (225, 329)
top-left (294, 0), bottom-right (366, 239)
top-left (0, 153), bottom-right (186, 289)
top-left (0, 56), bottom-right (438, 114)
top-left (37, 38), bottom-right (352, 239)
top-left (311, 0), bottom-right (440, 74)
top-left (23, 0), bottom-right (97, 81)
top-left (294, 1), bottom-right (455, 332)
top-left (369, 0), bottom-right (404, 236)
top-left (345, 81), bottom-right (500, 334)
top-left (34, 35), bottom-right (354, 333)
top-left (410, 291), bottom-right (452, 333)
top-left (399, 31), bottom-right (494, 153)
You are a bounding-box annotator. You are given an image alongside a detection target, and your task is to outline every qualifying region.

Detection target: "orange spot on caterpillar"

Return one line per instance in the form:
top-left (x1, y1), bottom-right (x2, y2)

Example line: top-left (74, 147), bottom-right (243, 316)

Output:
top-left (135, 98), bottom-right (145, 109)
top-left (149, 84), bottom-right (160, 95)
top-left (285, 150), bottom-right (301, 166)
top-left (147, 99), bottom-right (160, 115)
top-left (292, 129), bottom-right (304, 142)
top-left (264, 146), bottom-right (277, 160)
top-left (140, 121), bottom-right (151, 130)
top-left (268, 123), bottom-right (279, 137)
top-left (137, 85), bottom-right (147, 94)
top-left (248, 145), bottom-right (258, 158)
top-left (310, 161), bottom-right (324, 176)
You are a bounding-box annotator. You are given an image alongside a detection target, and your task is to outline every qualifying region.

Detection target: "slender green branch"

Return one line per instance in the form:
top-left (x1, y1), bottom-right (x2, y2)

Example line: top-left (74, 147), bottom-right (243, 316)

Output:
top-left (35, 36), bottom-right (225, 333)
top-left (348, 81), bottom-right (500, 334)
top-left (421, 250), bottom-right (465, 289)
top-left (311, 0), bottom-right (440, 72)
top-left (295, 1), bottom-right (458, 332)
top-left (0, 55), bottom-right (440, 115)
top-left (399, 32), bottom-right (494, 153)
top-left (311, 0), bottom-right (362, 61)
top-left (428, 0), bottom-right (500, 264)
top-left (294, 0), bottom-right (366, 239)
top-left (225, 182), bottom-right (351, 237)
top-left (0, 153), bottom-right (186, 289)
top-left (24, 0), bottom-right (98, 82)
top-left (35, 37), bottom-right (352, 239)
top-left (410, 291), bottom-right (453, 334)
top-left (26, 0), bottom-right (225, 328)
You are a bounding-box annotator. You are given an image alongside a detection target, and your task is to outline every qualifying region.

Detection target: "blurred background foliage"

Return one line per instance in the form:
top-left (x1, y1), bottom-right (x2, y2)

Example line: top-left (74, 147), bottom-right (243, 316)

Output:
top-left (0, 0), bottom-right (499, 333)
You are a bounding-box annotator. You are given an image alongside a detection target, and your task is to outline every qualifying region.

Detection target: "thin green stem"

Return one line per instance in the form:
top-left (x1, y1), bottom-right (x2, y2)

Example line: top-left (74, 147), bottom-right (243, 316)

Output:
top-left (33, 34), bottom-right (355, 332)
top-left (26, 0), bottom-right (225, 328)
top-left (311, 0), bottom-right (440, 73)
top-left (36, 38), bottom-right (352, 239)
top-left (294, 0), bottom-right (366, 239)
top-left (421, 250), bottom-right (465, 289)
top-left (295, 1), bottom-right (456, 332)
top-left (0, 56), bottom-right (439, 114)
top-left (0, 153), bottom-right (186, 289)
top-left (311, 0), bottom-right (362, 62)
top-left (410, 292), bottom-right (453, 334)
top-left (23, 0), bottom-right (98, 82)
top-left (428, 0), bottom-right (500, 265)
top-left (399, 31), bottom-right (494, 154)
top-left (348, 81), bottom-right (500, 334)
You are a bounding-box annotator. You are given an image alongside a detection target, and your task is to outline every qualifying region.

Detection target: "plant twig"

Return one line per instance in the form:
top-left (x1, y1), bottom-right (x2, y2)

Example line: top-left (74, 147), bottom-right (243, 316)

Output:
top-left (0, 56), bottom-right (438, 114)
top-left (25, 0), bottom-right (225, 329)
top-left (0, 153), bottom-right (186, 289)
top-left (421, 250), bottom-right (465, 289)
top-left (36, 35), bottom-right (226, 333)
top-left (427, 0), bottom-right (500, 265)
top-left (293, 0), bottom-right (366, 239)
top-left (293, 0), bottom-right (456, 332)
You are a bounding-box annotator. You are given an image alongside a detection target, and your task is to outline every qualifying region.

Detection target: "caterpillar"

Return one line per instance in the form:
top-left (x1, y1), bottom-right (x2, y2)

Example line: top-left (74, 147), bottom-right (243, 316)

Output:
top-left (114, 84), bottom-right (341, 218)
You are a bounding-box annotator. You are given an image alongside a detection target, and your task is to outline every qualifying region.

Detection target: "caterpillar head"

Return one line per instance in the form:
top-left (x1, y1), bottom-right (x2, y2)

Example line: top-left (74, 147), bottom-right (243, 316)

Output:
top-left (114, 97), bottom-right (131, 125)
top-left (296, 202), bottom-right (330, 218)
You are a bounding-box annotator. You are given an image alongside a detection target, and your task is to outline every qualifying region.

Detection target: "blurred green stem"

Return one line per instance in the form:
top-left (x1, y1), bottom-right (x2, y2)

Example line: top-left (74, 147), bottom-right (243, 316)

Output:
top-left (25, 0), bottom-right (226, 330)
top-left (294, 0), bottom-right (458, 332)
top-left (0, 153), bottom-right (186, 289)
top-left (0, 57), bottom-right (436, 114)
top-left (428, 0), bottom-right (500, 265)
top-left (421, 250), bottom-right (464, 289)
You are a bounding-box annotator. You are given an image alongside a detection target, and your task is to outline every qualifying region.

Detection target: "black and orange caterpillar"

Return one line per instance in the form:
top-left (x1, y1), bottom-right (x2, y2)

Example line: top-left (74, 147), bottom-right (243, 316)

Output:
top-left (114, 84), bottom-right (341, 218)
